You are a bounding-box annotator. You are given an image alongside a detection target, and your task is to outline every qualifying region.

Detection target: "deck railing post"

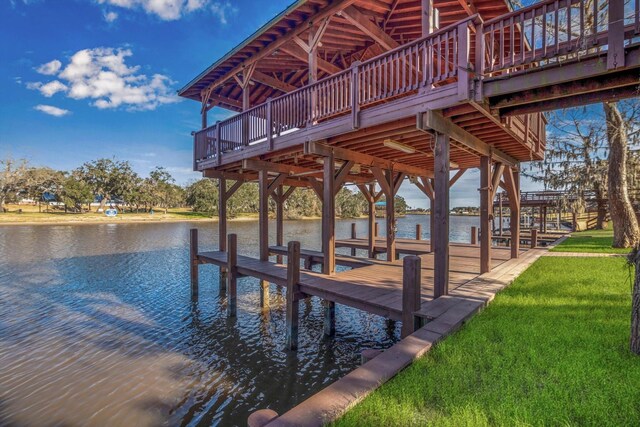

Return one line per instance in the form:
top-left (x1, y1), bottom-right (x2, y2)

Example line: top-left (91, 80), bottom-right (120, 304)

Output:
top-left (351, 223), bottom-right (357, 256)
top-left (190, 229), bottom-right (199, 301)
top-left (608, 0), bottom-right (625, 70)
top-left (266, 97), bottom-right (274, 151)
top-left (416, 223), bottom-right (422, 240)
top-left (215, 121), bottom-right (222, 166)
top-left (401, 255), bottom-right (422, 338)
top-left (457, 21), bottom-right (470, 101)
top-left (471, 226), bottom-right (478, 245)
top-left (530, 229), bottom-right (538, 249)
top-left (227, 233), bottom-right (238, 317)
top-left (286, 241), bottom-right (301, 350)
top-left (351, 61), bottom-right (361, 129)
top-left (474, 20), bottom-right (485, 101)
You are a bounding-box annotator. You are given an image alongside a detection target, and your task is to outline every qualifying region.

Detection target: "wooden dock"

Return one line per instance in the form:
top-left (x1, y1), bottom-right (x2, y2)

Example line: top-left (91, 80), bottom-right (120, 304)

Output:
top-left (197, 240), bottom-right (521, 323)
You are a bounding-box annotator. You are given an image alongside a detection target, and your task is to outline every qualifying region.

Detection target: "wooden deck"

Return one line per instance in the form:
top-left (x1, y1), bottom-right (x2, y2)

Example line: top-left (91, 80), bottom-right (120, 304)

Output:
top-left (198, 243), bottom-right (522, 322)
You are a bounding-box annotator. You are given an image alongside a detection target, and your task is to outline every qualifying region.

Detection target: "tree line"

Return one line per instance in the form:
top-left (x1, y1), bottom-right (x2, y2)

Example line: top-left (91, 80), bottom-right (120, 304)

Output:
top-left (0, 157), bottom-right (407, 219)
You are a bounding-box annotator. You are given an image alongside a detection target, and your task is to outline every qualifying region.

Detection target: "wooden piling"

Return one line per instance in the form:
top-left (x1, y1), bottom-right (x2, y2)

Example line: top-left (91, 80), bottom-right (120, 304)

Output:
top-left (374, 221), bottom-right (379, 237)
top-left (416, 223), bottom-right (422, 241)
top-left (286, 241), bottom-right (301, 350)
top-left (227, 233), bottom-right (238, 317)
top-left (350, 223), bottom-right (357, 256)
top-left (433, 132), bottom-right (450, 298)
top-left (530, 229), bottom-right (538, 249)
top-left (324, 300), bottom-right (336, 337)
top-left (401, 255), bottom-right (422, 338)
top-left (479, 156), bottom-right (491, 274)
top-left (470, 226), bottom-right (478, 245)
top-left (190, 229), bottom-right (199, 301)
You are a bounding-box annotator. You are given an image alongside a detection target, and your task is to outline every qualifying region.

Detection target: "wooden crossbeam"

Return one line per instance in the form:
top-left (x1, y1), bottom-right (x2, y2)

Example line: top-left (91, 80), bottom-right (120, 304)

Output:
top-left (490, 163), bottom-right (505, 200)
top-left (449, 168), bottom-right (467, 188)
top-left (333, 160), bottom-right (355, 194)
top-left (197, 0), bottom-right (357, 97)
top-left (341, 6), bottom-right (399, 50)
top-left (251, 70), bottom-right (297, 93)
top-left (419, 111), bottom-right (517, 167)
top-left (280, 43), bottom-right (342, 75)
top-left (304, 140), bottom-right (431, 178)
top-left (205, 94), bottom-right (243, 111)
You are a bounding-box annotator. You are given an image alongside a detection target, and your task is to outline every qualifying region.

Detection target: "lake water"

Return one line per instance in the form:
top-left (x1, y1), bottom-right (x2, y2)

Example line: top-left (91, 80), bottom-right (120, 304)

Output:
top-left (0, 214), bottom-right (479, 426)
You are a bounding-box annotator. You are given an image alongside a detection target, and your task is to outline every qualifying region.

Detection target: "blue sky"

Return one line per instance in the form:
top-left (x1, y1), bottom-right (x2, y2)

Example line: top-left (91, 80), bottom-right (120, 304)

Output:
top-left (1, 0), bottom-right (540, 209)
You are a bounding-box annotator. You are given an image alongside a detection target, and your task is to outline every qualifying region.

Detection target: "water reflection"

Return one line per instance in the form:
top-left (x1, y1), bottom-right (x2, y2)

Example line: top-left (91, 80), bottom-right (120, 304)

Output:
top-left (0, 215), bottom-right (477, 426)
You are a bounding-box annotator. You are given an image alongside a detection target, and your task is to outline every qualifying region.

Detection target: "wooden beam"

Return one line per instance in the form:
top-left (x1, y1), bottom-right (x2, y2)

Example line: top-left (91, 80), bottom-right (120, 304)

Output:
top-left (433, 133), bottom-right (449, 297)
top-left (449, 168), bottom-right (467, 188)
top-left (341, 6), bottom-right (399, 50)
top-left (333, 160), bottom-right (355, 194)
top-left (479, 156), bottom-right (491, 274)
top-left (197, 0), bottom-right (357, 96)
top-left (259, 170), bottom-right (269, 261)
top-left (251, 70), bottom-right (297, 93)
top-left (304, 140), bottom-right (432, 178)
top-left (503, 166), bottom-right (521, 259)
top-left (322, 154), bottom-right (336, 275)
top-left (207, 94), bottom-right (243, 110)
top-left (419, 111), bottom-right (517, 167)
top-left (490, 163), bottom-right (505, 201)
top-left (280, 43), bottom-right (342, 75)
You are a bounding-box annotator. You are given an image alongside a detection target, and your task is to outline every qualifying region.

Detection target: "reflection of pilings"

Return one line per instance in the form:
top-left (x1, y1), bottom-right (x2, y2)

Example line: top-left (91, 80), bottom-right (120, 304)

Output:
top-left (286, 241), bottom-right (301, 350)
top-left (190, 229), bottom-right (199, 301)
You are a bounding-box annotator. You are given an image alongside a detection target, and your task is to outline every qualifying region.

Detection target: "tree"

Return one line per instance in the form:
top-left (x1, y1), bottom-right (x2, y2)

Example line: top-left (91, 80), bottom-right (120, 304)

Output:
top-left (285, 188), bottom-right (321, 219)
top-left (59, 174), bottom-right (93, 212)
top-left (22, 167), bottom-right (64, 212)
top-left (336, 187), bottom-right (366, 218)
top-left (185, 179), bottom-right (218, 214)
top-left (147, 167), bottom-right (175, 214)
top-left (227, 182), bottom-right (259, 217)
top-left (0, 158), bottom-right (28, 212)
top-left (77, 158), bottom-right (139, 212)
top-left (603, 102), bottom-right (640, 248)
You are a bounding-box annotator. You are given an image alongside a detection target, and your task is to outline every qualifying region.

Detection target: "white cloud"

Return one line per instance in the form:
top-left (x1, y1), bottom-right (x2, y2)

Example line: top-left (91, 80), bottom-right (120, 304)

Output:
top-left (97, 0), bottom-right (208, 21)
top-left (104, 10), bottom-right (119, 22)
top-left (29, 47), bottom-right (179, 111)
top-left (34, 105), bottom-right (71, 117)
top-left (93, 0), bottom-right (233, 22)
top-left (210, 1), bottom-right (235, 25)
top-left (36, 59), bottom-right (62, 75)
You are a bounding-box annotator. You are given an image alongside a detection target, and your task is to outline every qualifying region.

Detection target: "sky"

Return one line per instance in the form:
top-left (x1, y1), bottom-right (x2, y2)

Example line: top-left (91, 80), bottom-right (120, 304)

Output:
top-left (1, 0), bottom-right (541, 209)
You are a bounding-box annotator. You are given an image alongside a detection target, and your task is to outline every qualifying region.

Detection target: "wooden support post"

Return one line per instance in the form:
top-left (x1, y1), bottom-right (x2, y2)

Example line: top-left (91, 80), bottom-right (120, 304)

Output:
top-left (258, 170), bottom-right (270, 301)
top-left (471, 226), bottom-right (478, 245)
top-left (433, 133), bottom-right (450, 297)
top-left (401, 255), bottom-right (422, 338)
top-left (322, 154), bottom-right (336, 275)
top-left (190, 228), bottom-right (199, 300)
top-left (416, 223), bottom-right (422, 241)
top-left (350, 223), bottom-right (357, 256)
top-left (421, 0), bottom-right (433, 36)
top-left (429, 195), bottom-right (435, 247)
top-left (542, 206), bottom-right (548, 233)
top-left (572, 212), bottom-right (578, 231)
top-left (351, 61), bottom-right (360, 129)
top-left (504, 167), bottom-right (520, 259)
top-left (386, 169), bottom-right (396, 261)
top-left (539, 207), bottom-right (544, 232)
top-left (218, 177), bottom-right (228, 286)
top-left (368, 188), bottom-right (376, 258)
top-left (286, 241), bottom-right (301, 350)
top-left (479, 156), bottom-right (491, 274)
top-left (499, 196), bottom-right (504, 236)
top-left (531, 229), bottom-right (538, 249)
top-left (324, 299), bottom-right (336, 337)
top-left (276, 186), bottom-right (284, 264)
top-left (227, 233), bottom-right (238, 317)
top-left (374, 221), bottom-right (379, 237)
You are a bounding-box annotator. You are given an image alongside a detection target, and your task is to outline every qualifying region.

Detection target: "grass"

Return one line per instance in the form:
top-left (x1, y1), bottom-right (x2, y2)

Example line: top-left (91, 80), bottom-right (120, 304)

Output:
top-left (335, 257), bottom-right (640, 426)
top-left (551, 229), bottom-right (632, 254)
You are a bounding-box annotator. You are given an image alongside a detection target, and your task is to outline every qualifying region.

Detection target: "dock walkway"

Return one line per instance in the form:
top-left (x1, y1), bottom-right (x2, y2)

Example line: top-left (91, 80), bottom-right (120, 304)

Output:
top-left (198, 243), bottom-right (521, 321)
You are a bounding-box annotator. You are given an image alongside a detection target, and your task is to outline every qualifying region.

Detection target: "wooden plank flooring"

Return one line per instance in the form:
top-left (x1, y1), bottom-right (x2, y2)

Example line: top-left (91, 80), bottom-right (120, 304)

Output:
top-left (198, 244), bottom-right (525, 322)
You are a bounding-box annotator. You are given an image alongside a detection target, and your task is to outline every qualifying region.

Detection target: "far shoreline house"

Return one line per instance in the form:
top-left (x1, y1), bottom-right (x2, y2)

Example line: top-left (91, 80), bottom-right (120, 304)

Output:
top-left (179, 0), bottom-right (639, 342)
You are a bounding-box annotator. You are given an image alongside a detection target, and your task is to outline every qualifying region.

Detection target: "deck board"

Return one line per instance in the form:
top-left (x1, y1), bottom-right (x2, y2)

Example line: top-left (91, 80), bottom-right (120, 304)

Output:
top-left (198, 243), bottom-right (526, 321)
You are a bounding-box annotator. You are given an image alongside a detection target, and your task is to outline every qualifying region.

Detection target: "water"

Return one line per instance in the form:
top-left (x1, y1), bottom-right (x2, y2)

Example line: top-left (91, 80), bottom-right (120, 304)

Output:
top-left (0, 214), bottom-right (478, 426)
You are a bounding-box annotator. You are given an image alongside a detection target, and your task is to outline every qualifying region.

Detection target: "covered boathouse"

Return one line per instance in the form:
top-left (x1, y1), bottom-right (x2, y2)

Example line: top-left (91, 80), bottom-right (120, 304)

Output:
top-left (179, 0), bottom-right (640, 347)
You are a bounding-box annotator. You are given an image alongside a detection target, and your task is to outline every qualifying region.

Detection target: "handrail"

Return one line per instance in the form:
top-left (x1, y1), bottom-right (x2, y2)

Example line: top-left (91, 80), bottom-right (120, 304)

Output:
top-left (193, 15), bottom-right (483, 168)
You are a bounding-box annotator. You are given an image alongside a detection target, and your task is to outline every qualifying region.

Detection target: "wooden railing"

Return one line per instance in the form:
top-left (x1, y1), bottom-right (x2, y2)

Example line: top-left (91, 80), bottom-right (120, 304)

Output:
top-left (194, 15), bottom-right (480, 168)
top-left (483, 0), bottom-right (640, 76)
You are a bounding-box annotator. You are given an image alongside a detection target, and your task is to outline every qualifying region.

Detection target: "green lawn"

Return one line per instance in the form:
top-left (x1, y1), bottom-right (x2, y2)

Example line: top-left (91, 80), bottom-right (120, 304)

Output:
top-left (551, 229), bottom-right (632, 254)
top-left (335, 257), bottom-right (639, 426)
